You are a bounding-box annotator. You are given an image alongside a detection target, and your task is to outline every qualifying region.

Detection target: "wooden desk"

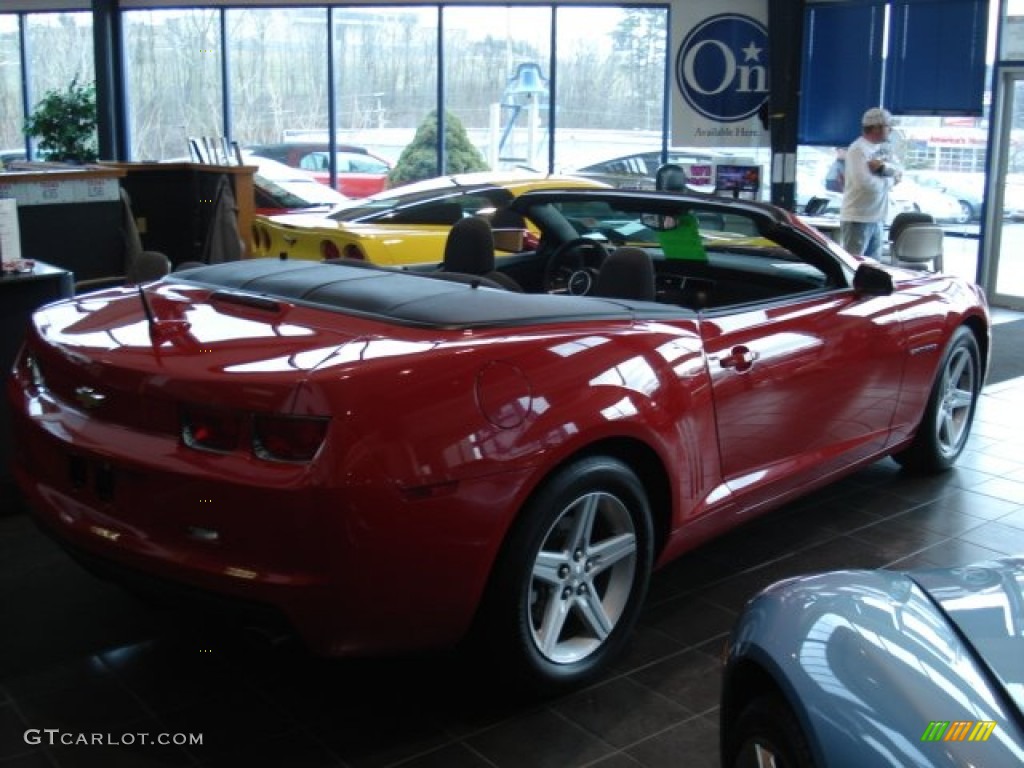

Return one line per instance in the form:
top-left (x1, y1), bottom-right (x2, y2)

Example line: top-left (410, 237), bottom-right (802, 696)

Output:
top-left (0, 260), bottom-right (74, 485)
top-left (101, 162), bottom-right (256, 266)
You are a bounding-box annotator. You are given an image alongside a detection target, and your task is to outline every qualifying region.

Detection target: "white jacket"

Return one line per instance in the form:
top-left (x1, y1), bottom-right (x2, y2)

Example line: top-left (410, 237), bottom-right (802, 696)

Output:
top-left (840, 136), bottom-right (901, 224)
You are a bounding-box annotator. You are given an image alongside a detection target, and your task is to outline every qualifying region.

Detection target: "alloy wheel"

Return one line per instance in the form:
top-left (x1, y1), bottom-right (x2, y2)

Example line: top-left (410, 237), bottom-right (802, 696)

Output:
top-left (528, 491), bottom-right (638, 664)
top-left (935, 342), bottom-right (977, 459)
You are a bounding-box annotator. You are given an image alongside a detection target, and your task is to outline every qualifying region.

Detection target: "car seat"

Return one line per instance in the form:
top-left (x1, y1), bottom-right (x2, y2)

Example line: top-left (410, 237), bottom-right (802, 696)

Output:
top-left (591, 246), bottom-right (656, 301)
top-left (439, 216), bottom-right (522, 291)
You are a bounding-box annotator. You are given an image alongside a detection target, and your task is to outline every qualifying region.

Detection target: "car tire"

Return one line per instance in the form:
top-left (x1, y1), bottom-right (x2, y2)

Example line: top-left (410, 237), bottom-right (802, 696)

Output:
top-left (893, 326), bottom-right (982, 473)
top-left (476, 456), bottom-right (653, 694)
top-left (956, 200), bottom-right (973, 224)
top-left (728, 694), bottom-right (814, 768)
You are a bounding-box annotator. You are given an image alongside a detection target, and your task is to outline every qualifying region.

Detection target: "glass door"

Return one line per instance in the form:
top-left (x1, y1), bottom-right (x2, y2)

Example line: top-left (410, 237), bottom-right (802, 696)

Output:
top-left (981, 68), bottom-right (1024, 310)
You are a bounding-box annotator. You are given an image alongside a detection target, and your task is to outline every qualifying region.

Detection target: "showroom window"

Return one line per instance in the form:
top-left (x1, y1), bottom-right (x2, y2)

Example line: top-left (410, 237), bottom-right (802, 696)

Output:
top-left (2, 12), bottom-right (95, 159)
top-left (443, 5), bottom-right (552, 173)
top-left (124, 9), bottom-right (223, 161)
top-left (554, 6), bottom-right (668, 173)
top-left (333, 7), bottom-right (437, 169)
top-left (25, 12), bottom-right (94, 109)
top-left (226, 8), bottom-right (328, 153)
top-left (3, 3), bottom-right (671, 179)
top-left (0, 14), bottom-right (23, 152)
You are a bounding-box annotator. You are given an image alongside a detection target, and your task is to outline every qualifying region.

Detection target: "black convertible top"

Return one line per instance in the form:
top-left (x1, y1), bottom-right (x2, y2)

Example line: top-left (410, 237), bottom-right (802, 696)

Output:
top-left (170, 259), bottom-right (684, 329)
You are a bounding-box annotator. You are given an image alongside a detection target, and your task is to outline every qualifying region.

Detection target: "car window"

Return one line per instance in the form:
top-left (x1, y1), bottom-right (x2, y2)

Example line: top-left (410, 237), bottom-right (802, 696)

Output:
top-left (341, 152), bottom-right (389, 174)
top-left (551, 200), bottom-right (661, 244)
top-left (254, 175), bottom-right (320, 210)
top-left (327, 184), bottom-right (514, 223)
top-left (538, 199), bottom-right (832, 309)
top-left (295, 151), bottom-right (388, 175)
top-left (299, 152), bottom-right (329, 172)
top-left (385, 192), bottom-right (513, 225)
top-left (654, 210), bottom-right (831, 310)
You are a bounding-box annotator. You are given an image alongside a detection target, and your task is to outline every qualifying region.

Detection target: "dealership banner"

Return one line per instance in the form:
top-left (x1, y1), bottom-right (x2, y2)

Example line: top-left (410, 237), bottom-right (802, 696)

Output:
top-left (670, 0), bottom-right (769, 149)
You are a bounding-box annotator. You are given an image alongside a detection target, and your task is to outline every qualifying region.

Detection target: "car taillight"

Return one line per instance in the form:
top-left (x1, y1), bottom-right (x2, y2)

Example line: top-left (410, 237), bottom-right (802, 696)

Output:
top-left (523, 231), bottom-right (540, 250)
top-left (342, 244), bottom-right (365, 260)
top-left (253, 414), bottom-right (329, 463)
top-left (321, 240), bottom-right (341, 261)
top-left (181, 406), bottom-right (242, 453)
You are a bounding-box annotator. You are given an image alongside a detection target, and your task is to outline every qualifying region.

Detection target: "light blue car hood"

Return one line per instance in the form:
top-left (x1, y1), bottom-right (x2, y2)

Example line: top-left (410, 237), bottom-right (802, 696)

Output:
top-left (729, 559), bottom-right (1024, 767)
top-left (912, 557), bottom-right (1024, 719)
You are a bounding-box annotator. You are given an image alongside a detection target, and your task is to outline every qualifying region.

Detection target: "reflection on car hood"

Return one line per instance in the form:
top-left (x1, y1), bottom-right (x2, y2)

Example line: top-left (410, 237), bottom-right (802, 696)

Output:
top-left (732, 563), bottom-right (1024, 765)
top-left (912, 557), bottom-right (1024, 718)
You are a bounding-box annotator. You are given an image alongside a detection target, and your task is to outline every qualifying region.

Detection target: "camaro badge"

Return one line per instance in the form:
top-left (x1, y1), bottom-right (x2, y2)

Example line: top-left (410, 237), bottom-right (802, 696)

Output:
top-left (74, 386), bottom-right (107, 410)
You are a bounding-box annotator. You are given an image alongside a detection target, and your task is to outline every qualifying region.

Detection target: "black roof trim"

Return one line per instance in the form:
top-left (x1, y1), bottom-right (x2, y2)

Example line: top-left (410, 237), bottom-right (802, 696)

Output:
top-left (510, 187), bottom-right (789, 223)
top-left (170, 259), bottom-right (687, 330)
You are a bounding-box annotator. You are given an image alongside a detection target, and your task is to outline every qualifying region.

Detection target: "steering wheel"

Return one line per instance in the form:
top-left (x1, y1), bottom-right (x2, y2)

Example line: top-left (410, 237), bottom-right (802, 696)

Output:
top-left (542, 237), bottom-right (611, 295)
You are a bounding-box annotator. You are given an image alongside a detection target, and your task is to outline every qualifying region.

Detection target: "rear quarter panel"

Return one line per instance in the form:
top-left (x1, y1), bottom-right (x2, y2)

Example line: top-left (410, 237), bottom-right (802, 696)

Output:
top-left (305, 316), bottom-right (719, 594)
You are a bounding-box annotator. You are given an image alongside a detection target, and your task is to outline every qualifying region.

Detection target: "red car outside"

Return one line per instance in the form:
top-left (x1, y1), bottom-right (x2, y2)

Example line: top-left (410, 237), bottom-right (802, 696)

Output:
top-left (7, 188), bottom-right (990, 694)
top-left (246, 142), bottom-right (391, 198)
top-left (248, 155), bottom-right (348, 216)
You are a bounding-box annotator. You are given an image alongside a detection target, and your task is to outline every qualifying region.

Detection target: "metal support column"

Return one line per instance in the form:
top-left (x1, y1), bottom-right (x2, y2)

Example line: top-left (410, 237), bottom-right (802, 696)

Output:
top-left (92, 0), bottom-right (128, 161)
top-left (767, 0), bottom-right (805, 211)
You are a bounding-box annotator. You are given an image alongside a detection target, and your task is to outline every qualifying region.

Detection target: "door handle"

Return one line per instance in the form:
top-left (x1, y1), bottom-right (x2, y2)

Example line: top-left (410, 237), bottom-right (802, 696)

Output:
top-left (718, 346), bottom-right (759, 372)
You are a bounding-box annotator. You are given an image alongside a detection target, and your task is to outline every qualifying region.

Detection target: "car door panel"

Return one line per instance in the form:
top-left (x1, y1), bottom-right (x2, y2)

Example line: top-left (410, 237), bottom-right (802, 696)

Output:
top-left (702, 290), bottom-right (905, 511)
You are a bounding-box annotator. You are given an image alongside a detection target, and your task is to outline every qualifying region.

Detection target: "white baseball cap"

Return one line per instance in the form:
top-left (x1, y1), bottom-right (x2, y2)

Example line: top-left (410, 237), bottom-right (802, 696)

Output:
top-left (862, 107), bottom-right (894, 127)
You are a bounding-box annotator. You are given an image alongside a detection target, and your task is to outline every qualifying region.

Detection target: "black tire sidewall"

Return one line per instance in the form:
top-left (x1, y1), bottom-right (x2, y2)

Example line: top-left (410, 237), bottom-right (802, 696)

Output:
top-left (728, 694), bottom-right (814, 768)
top-left (896, 326), bottom-right (981, 473)
top-left (958, 200), bottom-right (973, 223)
top-left (484, 455), bottom-right (653, 693)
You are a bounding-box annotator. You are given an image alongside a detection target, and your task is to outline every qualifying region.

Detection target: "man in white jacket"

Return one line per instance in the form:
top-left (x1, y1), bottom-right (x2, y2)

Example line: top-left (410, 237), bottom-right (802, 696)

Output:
top-left (840, 107), bottom-right (902, 258)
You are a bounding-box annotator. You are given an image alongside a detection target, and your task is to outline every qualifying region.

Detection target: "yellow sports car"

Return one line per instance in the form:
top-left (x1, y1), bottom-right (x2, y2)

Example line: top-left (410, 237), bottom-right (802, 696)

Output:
top-left (250, 172), bottom-right (608, 266)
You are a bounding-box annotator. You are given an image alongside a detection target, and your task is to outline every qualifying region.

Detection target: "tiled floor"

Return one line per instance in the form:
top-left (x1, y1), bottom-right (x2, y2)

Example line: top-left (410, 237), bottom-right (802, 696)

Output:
top-left (2, 323), bottom-right (1023, 768)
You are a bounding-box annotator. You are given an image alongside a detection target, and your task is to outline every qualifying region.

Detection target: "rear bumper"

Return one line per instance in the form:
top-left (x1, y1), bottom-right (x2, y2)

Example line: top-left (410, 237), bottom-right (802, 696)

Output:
top-left (33, 510), bottom-right (296, 642)
top-left (9, 386), bottom-right (524, 657)
top-left (13, 451), bottom-right (347, 654)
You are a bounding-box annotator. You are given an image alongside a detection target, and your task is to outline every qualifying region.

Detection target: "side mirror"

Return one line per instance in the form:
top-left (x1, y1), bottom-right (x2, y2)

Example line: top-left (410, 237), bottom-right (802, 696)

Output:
top-left (852, 262), bottom-right (894, 296)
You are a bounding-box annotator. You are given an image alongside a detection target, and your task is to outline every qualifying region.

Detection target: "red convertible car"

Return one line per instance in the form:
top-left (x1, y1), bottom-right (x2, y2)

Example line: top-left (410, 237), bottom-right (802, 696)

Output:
top-left (8, 189), bottom-right (989, 693)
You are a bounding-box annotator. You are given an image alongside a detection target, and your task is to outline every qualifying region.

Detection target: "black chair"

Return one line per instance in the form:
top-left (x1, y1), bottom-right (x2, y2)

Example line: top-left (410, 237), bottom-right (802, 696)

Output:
top-left (888, 211), bottom-right (935, 242)
top-left (439, 216), bottom-right (522, 291)
top-left (888, 212), bottom-right (944, 271)
top-left (74, 188), bottom-right (171, 293)
top-left (591, 246), bottom-right (656, 301)
top-left (803, 196), bottom-right (833, 216)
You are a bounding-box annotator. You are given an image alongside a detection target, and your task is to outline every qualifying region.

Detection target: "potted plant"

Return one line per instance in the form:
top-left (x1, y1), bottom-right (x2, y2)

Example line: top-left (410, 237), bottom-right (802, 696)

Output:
top-left (23, 78), bottom-right (99, 164)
